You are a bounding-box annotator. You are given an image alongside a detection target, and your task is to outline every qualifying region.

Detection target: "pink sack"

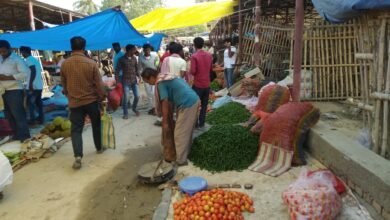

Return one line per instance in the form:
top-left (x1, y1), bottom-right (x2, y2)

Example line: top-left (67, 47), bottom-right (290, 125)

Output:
top-left (108, 83), bottom-right (123, 111)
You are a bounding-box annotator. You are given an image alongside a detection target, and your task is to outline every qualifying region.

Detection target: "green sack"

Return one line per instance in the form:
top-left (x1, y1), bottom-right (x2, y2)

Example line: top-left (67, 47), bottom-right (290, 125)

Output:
top-left (101, 109), bottom-right (115, 149)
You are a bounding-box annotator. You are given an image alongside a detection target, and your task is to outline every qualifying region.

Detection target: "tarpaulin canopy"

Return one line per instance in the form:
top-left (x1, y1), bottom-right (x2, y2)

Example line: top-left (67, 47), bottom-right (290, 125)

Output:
top-left (312, 0), bottom-right (390, 23)
top-left (131, 1), bottom-right (237, 32)
top-left (0, 8), bottom-right (165, 51)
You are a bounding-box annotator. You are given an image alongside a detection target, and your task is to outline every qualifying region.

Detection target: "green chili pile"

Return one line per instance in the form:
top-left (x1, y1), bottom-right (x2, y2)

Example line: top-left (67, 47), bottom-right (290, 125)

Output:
top-left (189, 125), bottom-right (259, 172)
top-left (206, 102), bottom-right (251, 125)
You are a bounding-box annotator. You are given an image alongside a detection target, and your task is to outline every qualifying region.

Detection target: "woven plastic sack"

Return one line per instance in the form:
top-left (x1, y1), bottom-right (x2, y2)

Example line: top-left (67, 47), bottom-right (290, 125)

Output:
top-left (256, 84), bottom-right (290, 113)
top-left (282, 169), bottom-right (342, 220)
top-left (0, 151), bottom-right (13, 192)
top-left (260, 102), bottom-right (320, 165)
top-left (101, 107), bottom-right (115, 149)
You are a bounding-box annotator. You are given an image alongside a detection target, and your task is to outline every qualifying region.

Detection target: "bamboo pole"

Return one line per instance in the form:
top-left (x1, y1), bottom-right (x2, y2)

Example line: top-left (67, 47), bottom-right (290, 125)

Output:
top-left (344, 99), bottom-right (375, 112)
top-left (292, 0), bottom-right (304, 102)
top-left (373, 19), bottom-right (387, 153)
top-left (381, 41), bottom-right (390, 157)
top-left (355, 53), bottom-right (374, 60)
top-left (371, 92), bottom-right (390, 100)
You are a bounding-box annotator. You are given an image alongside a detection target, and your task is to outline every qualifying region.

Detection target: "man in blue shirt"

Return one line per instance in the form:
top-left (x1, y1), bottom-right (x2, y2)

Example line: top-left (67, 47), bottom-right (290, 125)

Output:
top-left (20, 46), bottom-right (44, 125)
top-left (142, 65), bottom-right (200, 166)
top-left (112, 42), bottom-right (125, 81)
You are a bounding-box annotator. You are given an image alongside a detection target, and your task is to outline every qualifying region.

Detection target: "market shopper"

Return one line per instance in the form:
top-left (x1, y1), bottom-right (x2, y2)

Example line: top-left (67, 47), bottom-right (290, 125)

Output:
top-left (61, 36), bottom-right (106, 170)
top-left (165, 43), bottom-right (187, 78)
top-left (0, 40), bottom-right (31, 142)
top-left (116, 44), bottom-right (140, 119)
top-left (223, 38), bottom-right (237, 88)
top-left (112, 42), bottom-right (125, 81)
top-left (20, 46), bottom-right (44, 126)
top-left (138, 43), bottom-right (159, 115)
top-left (190, 37), bottom-right (213, 128)
top-left (141, 67), bottom-right (200, 166)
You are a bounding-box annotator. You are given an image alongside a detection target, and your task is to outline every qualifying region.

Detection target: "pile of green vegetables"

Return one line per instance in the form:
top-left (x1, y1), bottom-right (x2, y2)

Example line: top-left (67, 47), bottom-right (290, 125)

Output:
top-left (3, 152), bottom-right (20, 165)
top-left (206, 102), bottom-right (251, 125)
top-left (210, 80), bottom-right (220, 92)
top-left (189, 125), bottom-right (258, 172)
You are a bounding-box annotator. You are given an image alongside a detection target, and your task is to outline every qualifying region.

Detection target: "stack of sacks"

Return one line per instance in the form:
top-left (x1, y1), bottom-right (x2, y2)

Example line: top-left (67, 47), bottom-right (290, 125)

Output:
top-left (260, 102), bottom-right (320, 165)
top-left (247, 83), bottom-right (291, 133)
top-left (248, 102), bottom-right (320, 176)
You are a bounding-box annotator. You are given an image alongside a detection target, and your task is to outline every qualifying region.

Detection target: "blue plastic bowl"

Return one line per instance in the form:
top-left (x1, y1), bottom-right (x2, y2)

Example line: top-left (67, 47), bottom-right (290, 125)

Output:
top-left (179, 176), bottom-right (208, 196)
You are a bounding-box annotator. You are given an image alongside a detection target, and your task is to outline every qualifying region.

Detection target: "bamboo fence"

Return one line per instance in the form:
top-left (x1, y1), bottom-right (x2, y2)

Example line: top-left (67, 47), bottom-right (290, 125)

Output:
top-left (211, 10), bottom-right (390, 159)
top-left (355, 14), bottom-right (390, 159)
top-left (240, 16), bottom-right (292, 79)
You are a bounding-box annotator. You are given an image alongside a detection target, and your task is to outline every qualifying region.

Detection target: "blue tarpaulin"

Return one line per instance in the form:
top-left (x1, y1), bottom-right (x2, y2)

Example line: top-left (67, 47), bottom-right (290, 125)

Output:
top-left (312, 0), bottom-right (390, 23)
top-left (0, 8), bottom-right (165, 51)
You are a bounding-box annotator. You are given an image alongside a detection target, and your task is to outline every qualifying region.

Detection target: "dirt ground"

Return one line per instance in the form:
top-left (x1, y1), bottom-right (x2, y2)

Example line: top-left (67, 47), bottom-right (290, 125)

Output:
top-left (77, 146), bottom-right (162, 220)
top-left (0, 97), bottom-right (373, 220)
top-left (0, 93), bottom-right (165, 220)
top-left (313, 102), bottom-right (363, 140)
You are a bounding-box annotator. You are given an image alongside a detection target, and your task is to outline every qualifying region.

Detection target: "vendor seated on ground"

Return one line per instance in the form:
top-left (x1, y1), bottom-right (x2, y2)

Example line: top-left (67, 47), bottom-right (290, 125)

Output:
top-left (141, 67), bottom-right (200, 166)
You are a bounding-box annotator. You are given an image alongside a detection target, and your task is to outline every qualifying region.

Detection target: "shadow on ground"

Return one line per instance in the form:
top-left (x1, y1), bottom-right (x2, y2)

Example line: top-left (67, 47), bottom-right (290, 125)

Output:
top-left (77, 143), bottom-right (162, 220)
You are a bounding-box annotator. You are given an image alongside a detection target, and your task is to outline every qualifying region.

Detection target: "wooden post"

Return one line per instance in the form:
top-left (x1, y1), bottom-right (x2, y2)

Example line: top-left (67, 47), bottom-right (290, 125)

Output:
top-left (254, 0), bottom-right (262, 67)
top-left (292, 0), bottom-right (304, 102)
top-left (237, 0), bottom-right (243, 65)
top-left (28, 0), bottom-right (35, 31)
top-left (373, 19), bottom-right (386, 153)
top-left (69, 12), bottom-right (73, 22)
top-left (381, 40), bottom-right (390, 157)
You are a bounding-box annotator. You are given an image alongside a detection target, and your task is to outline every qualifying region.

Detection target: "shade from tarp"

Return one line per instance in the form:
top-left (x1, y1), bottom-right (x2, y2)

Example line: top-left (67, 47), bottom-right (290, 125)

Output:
top-left (131, 1), bottom-right (237, 32)
top-left (312, 0), bottom-right (390, 23)
top-left (0, 8), bottom-right (165, 51)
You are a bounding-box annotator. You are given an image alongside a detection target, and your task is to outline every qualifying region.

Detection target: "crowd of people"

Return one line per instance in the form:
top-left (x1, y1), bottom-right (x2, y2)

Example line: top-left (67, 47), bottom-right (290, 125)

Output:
top-left (0, 35), bottom-right (237, 170)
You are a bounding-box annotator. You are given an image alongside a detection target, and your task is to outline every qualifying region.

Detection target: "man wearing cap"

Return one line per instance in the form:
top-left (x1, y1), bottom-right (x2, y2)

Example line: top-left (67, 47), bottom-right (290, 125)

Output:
top-left (0, 40), bottom-right (30, 142)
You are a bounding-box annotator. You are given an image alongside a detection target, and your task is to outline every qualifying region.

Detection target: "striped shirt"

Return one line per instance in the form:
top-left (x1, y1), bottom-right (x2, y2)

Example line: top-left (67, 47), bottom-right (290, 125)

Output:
top-left (60, 51), bottom-right (105, 108)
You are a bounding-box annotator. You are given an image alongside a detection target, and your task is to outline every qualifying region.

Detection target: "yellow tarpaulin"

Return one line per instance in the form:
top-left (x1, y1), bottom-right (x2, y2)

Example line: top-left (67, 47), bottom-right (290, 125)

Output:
top-left (131, 1), bottom-right (237, 32)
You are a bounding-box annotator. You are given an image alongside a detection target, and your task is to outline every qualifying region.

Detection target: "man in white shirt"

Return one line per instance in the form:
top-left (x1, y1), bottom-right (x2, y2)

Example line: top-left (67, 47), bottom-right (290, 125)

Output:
top-left (0, 40), bottom-right (30, 142)
top-left (223, 38), bottom-right (237, 88)
top-left (20, 46), bottom-right (44, 125)
top-left (138, 44), bottom-right (159, 115)
top-left (166, 43), bottom-right (187, 78)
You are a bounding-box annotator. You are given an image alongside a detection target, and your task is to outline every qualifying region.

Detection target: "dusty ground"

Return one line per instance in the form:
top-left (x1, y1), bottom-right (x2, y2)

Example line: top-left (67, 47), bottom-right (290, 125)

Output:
top-left (166, 154), bottom-right (372, 220)
top-left (0, 93), bottom-right (164, 220)
top-left (313, 102), bottom-right (363, 140)
top-left (0, 98), bottom-right (372, 220)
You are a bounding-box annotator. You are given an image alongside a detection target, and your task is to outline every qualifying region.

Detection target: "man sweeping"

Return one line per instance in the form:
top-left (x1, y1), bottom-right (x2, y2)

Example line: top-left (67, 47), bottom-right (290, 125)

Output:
top-left (61, 36), bottom-right (106, 169)
top-left (141, 61), bottom-right (199, 166)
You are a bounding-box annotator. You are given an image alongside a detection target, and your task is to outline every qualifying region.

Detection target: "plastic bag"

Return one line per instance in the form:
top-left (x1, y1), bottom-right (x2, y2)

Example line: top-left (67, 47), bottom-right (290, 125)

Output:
top-left (307, 169), bottom-right (346, 194)
top-left (282, 169), bottom-right (342, 220)
top-left (108, 83), bottom-right (123, 111)
top-left (0, 151), bottom-right (13, 192)
top-left (212, 95), bottom-right (232, 109)
top-left (357, 128), bottom-right (373, 149)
